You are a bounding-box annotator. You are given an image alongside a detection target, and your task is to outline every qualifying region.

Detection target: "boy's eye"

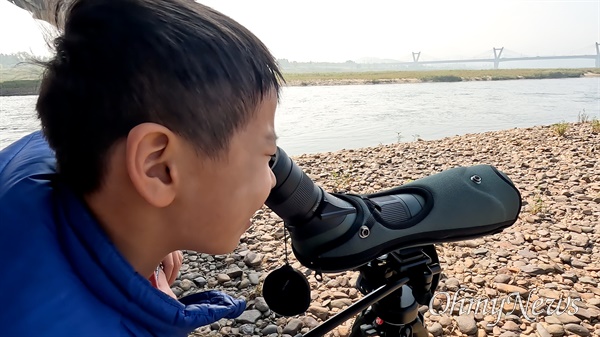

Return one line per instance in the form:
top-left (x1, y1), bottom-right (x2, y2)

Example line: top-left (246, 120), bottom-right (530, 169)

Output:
top-left (269, 154), bottom-right (276, 167)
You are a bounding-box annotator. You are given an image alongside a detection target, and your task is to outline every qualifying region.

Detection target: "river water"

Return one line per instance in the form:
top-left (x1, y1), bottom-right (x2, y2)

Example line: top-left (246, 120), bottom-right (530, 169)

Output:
top-left (1, 77), bottom-right (599, 155)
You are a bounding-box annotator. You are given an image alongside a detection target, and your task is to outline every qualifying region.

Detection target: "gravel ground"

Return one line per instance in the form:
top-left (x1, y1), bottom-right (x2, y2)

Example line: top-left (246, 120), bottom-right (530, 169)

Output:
top-left (175, 122), bottom-right (599, 337)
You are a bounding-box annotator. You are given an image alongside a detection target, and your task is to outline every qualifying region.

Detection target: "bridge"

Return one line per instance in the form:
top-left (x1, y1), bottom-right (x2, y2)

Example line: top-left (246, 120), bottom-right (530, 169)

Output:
top-left (408, 45), bottom-right (600, 69)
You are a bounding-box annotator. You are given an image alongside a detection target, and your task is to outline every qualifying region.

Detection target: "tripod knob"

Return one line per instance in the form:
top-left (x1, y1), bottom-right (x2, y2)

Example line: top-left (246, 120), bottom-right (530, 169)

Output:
top-left (359, 324), bottom-right (378, 337)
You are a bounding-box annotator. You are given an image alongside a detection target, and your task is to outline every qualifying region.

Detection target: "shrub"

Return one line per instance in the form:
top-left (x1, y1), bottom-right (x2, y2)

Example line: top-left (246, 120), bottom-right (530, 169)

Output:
top-left (591, 118), bottom-right (600, 134)
top-left (551, 121), bottom-right (569, 137)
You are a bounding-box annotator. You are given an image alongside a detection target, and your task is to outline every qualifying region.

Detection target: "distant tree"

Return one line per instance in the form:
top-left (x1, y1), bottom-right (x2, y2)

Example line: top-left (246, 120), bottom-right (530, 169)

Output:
top-left (0, 52), bottom-right (28, 67)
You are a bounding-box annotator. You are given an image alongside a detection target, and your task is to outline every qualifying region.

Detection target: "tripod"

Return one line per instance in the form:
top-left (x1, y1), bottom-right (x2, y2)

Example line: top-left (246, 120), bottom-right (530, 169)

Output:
top-left (302, 245), bottom-right (442, 337)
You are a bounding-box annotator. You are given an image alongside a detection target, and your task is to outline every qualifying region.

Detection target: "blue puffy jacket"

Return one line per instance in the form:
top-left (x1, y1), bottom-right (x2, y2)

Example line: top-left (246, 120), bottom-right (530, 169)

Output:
top-left (0, 131), bottom-right (246, 337)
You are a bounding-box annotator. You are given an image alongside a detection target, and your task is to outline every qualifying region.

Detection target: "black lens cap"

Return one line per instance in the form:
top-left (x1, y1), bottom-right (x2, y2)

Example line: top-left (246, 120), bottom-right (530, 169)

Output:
top-left (262, 265), bottom-right (311, 316)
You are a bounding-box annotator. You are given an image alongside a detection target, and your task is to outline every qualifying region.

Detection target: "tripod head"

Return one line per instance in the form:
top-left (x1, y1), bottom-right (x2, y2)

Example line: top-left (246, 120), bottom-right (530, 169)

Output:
top-left (262, 146), bottom-right (522, 336)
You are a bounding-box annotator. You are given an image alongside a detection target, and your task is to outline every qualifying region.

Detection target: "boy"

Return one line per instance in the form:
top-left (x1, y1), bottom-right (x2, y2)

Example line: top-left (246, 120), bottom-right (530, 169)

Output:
top-left (0, 0), bottom-right (282, 336)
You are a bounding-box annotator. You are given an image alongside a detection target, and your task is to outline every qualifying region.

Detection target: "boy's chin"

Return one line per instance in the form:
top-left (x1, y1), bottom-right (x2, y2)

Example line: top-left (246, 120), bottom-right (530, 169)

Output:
top-left (197, 238), bottom-right (243, 255)
top-left (190, 223), bottom-right (251, 255)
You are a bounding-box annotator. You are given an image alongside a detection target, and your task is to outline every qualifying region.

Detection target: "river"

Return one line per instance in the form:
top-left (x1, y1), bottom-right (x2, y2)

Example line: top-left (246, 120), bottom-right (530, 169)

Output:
top-left (1, 77), bottom-right (599, 155)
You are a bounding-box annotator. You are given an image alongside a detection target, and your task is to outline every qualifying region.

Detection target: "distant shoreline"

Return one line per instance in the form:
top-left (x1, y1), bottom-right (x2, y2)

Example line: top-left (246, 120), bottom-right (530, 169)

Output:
top-left (1, 68), bottom-right (599, 97)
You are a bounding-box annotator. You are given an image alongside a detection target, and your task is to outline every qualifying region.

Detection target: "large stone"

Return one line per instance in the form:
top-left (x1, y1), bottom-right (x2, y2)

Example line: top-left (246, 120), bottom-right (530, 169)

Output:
top-left (517, 249), bottom-right (538, 258)
top-left (337, 325), bottom-right (350, 337)
top-left (499, 332), bottom-right (519, 337)
top-left (427, 322), bottom-right (443, 336)
top-left (330, 298), bottom-right (352, 309)
top-left (235, 309), bottom-right (262, 324)
top-left (493, 274), bottom-right (512, 284)
top-left (544, 324), bottom-right (565, 337)
top-left (254, 297), bottom-right (269, 312)
top-left (248, 272), bottom-right (260, 285)
top-left (445, 278), bottom-right (460, 291)
top-left (502, 320), bottom-right (519, 331)
top-left (536, 324), bottom-right (552, 337)
top-left (455, 315), bottom-right (478, 335)
top-left (554, 313), bottom-right (581, 324)
top-left (569, 233), bottom-right (589, 247)
top-left (226, 265), bottom-right (243, 279)
top-left (216, 274), bottom-right (230, 283)
top-left (301, 316), bottom-right (319, 329)
top-left (261, 324), bottom-right (279, 335)
top-left (243, 251), bottom-right (263, 267)
top-left (494, 283), bottom-right (529, 296)
top-left (180, 279), bottom-right (194, 291)
top-left (308, 305), bottom-right (329, 320)
top-left (282, 318), bottom-right (303, 335)
top-left (193, 276), bottom-right (207, 287)
top-left (520, 264), bottom-right (557, 275)
top-left (564, 323), bottom-right (590, 336)
top-left (239, 324), bottom-right (254, 335)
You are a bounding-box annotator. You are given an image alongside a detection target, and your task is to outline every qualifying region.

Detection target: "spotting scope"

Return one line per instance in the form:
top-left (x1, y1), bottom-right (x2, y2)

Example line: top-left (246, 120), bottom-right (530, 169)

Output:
top-left (265, 146), bottom-right (521, 273)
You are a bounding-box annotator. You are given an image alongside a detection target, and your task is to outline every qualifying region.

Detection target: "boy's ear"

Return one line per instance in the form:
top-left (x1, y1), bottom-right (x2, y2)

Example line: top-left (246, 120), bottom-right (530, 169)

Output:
top-left (125, 123), bottom-right (178, 208)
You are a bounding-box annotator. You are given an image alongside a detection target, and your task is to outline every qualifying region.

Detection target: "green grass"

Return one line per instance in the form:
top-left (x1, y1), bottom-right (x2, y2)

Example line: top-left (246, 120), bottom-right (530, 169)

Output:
top-left (281, 68), bottom-right (600, 84)
top-left (529, 193), bottom-right (546, 215)
top-left (0, 64), bottom-right (43, 82)
top-left (591, 118), bottom-right (600, 134)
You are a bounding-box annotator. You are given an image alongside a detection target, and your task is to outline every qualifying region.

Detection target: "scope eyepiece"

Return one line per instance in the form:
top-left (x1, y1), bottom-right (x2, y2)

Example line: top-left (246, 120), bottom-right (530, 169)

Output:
top-left (266, 147), bottom-right (323, 224)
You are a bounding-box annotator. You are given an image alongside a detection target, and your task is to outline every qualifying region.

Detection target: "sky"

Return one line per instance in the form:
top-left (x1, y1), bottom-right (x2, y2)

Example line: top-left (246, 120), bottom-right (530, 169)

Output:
top-left (1, 0), bottom-right (599, 62)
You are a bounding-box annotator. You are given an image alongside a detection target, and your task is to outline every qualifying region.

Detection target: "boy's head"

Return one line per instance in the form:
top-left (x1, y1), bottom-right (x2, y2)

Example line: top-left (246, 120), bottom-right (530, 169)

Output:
top-left (36, 0), bottom-right (283, 254)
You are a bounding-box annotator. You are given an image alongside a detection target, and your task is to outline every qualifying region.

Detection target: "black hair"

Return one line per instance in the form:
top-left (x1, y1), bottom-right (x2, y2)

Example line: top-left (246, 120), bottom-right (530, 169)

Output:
top-left (35, 0), bottom-right (284, 195)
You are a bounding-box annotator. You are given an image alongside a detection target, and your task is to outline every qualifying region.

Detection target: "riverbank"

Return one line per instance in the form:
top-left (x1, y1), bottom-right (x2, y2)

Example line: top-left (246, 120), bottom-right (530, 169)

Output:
top-left (283, 68), bottom-right (600, 87)
top-left (0, 79), bottom-right (40, 96)
top-left (2, 67), bottom-right (599, 96)
top-left (175, 121), bottom-right (600, 337)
